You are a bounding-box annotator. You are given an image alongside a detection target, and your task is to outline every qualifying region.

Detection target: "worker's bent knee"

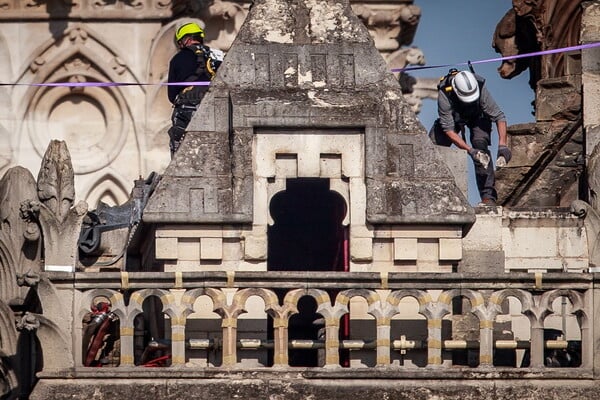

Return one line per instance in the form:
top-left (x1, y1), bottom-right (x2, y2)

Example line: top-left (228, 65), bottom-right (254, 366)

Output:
top-left (471, 139), bottom-right (489, 151)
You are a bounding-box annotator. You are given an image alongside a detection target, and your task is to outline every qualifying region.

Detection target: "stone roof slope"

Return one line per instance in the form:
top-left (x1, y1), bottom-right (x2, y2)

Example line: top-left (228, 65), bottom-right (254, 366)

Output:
top-left (144, 0), bottom-right (474, 226)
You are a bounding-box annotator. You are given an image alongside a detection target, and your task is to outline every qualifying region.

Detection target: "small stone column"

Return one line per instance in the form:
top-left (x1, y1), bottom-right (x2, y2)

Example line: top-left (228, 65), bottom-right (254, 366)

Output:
top-left (119, 325), bottom-right (135, 366)
top-left (272, 317), bottom-right (289, 367)
top-left (427, 318), bottom-right (443, 366)
top-left (479, 319), bottom-right (494, 367)
top-left (221, 317), bottom-right (237, 366)
top-left (324, 318), bottom-right (341, 367)
top-left (376, 318), bottom-right (391, 366)
top-left (529, 322), bottom-right (545, 368)
top-left (170, 317), bottom-right (186, 366)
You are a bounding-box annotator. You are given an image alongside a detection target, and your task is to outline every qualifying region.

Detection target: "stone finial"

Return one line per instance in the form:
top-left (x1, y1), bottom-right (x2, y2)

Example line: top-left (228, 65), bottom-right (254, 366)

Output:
top-left (19, 140), bottom-right (87, 272)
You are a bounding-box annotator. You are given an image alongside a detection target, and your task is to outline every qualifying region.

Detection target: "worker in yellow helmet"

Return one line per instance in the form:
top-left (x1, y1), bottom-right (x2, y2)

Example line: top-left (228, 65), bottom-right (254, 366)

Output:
top-left (167, 21), bottom-right (224, 157)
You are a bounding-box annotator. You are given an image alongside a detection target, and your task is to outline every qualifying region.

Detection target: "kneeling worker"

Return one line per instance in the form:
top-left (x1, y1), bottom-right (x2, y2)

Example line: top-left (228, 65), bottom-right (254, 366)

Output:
top-left (430, 69), bottom-right (511, 206)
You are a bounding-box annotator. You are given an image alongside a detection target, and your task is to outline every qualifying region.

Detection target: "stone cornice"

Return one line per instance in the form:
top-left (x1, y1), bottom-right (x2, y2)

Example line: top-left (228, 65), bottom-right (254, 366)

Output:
top-left (0, 0), bottom-right (414, 27)
top-left (0, 0), bottom-right (175, 20)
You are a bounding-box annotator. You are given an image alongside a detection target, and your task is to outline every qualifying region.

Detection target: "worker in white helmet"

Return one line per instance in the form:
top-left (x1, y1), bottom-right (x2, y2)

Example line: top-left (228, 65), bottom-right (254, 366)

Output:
top-left (429, 69), bottom-right (510, 206)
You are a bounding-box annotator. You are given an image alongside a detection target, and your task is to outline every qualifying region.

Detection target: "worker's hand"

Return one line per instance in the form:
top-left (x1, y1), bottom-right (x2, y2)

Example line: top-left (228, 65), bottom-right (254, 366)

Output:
top-left (496, 145), bottom-right (512, 168)
top-left (468, 148), bottom-right (490, 169)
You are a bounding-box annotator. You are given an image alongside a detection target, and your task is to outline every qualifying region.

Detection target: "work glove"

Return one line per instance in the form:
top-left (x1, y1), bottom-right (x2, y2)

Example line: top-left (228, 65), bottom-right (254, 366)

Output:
top-left (468, 148), bottom-right (490, 169)
top-left (496, 145), bottom-right (512, 168)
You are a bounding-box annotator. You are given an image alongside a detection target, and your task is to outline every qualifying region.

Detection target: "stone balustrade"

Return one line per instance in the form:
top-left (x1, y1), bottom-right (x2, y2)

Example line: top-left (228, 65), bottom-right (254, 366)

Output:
top-left (48, 271), bottom-right (596, 376)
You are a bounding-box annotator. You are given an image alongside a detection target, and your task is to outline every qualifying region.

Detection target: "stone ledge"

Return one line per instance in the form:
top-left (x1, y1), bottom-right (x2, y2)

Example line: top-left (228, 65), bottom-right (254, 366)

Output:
top-left (36, 366), bottom-right (595, 380)
top-left (30, 374), bottom-right (600, 400)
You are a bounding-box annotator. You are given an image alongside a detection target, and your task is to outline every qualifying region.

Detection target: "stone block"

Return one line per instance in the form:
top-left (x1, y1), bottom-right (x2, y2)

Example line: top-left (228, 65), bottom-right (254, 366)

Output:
top-left (319, 153), bottom-right (342, 178)
top-left (458, 250), bottom-right (505, 274)
top-left (157, 226), bottom-right (224, 238)
top-left (222, 238), bottom-right (243, 261)
top-left (535, 77), bottom-right (582, 121)
top-left (350, 237), bottom-right (373, 262)
top-left (417, 238), bottom-right (438, 262)
top-left (558, 227), bottom-right (588, 258)
top-left (438, 238), bottom-right (462, 261)
top-left (393, 238), bottom-right (417, 261)
top-left (505, 258), bottom-right (564, 272)
top-left (201, 237), bottom-right (223, 261)
top-left (275, 154), bottom-right (298, 177)
top-left (349, 178), bottom-right (368, 226)
top-left (254, 133), bottom-right (364, 179)
top-left (178, 238), bottom-right (200, 261)
top-left (372, 239), bottom-right (393, 262)
top-left (503, 227), bottom-right (558, 258)
top-left (464, 213), bottom-right (503, 251)
top-left (563, 258), bottom-right (588, 272)
top-left (434, 146), bottom-right (468, 199)
top-left (244, 232), bottom-right (267, 260)
top-left (155, 237), bottom-right (178, 260)
top-left (381, 225), bottom-right (461, 239)
top-left (582, 2), bottom-right (600, 43)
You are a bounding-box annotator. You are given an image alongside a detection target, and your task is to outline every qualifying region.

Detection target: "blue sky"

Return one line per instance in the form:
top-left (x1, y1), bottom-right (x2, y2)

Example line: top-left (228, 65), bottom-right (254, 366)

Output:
top-left (411, 0), bottom-right (535, 204)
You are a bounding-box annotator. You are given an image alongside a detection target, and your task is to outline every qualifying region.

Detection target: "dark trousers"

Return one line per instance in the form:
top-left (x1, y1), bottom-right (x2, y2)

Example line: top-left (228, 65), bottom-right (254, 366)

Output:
top-left (467, 116), bottom-right (496, 201)
top-left (168, 104), bottom-right (197, 158)
top-left (429, 117), bottom-right (496, 201)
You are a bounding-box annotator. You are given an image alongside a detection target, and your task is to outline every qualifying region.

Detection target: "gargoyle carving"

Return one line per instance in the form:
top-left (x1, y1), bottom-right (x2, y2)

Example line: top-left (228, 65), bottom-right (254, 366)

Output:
top-left (0, 299), bottom-right (17, 398)
top-left (16, 312), bottom-right (40, 332)
top-left (387, 46), bottom-right (424, 71)
top-left (0, 167), bottom-right (41, 305)
top-left (352, 3), bottom-right (421, 51)
top-left (493, 0), bottom-right (582, 88)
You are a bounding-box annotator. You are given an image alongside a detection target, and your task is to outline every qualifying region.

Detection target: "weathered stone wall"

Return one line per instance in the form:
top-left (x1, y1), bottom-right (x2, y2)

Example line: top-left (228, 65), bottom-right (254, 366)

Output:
top-left (493, 0), bottom-right (587, 207)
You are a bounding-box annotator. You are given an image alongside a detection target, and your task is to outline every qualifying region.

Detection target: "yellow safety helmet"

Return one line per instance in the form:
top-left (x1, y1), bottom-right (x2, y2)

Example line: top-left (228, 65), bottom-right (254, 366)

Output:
top-left (175, 22), bottom-right (205, 42)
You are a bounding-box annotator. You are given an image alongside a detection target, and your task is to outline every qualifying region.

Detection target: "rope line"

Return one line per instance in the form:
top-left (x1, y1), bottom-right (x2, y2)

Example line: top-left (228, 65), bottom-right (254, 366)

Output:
top-left (394, 41), bottom-right (600, 73)
top-left (1, 42), bottom-right (598, 87)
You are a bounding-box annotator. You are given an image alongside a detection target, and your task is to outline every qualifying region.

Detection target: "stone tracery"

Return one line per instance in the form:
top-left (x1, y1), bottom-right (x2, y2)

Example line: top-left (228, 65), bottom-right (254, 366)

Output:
top-left (17, 24), bottom-right (140, 179)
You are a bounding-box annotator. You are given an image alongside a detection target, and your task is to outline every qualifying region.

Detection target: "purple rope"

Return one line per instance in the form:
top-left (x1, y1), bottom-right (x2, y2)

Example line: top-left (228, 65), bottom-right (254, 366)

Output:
top-left (1, 42), bottom-right (598, 86)
top-left (0, 81), bottom-right (212, 87)
top-left (393, 41), bottom-right (600, 73)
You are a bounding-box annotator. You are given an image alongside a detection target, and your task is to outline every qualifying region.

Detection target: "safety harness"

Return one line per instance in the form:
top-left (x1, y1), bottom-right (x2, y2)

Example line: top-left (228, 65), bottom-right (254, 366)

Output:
top-left (174, 44), bottom-right (223, 106)
top-left (169, 44), bottom-right (223, 155)
top-left (186, 43), bottom-right (221, 81)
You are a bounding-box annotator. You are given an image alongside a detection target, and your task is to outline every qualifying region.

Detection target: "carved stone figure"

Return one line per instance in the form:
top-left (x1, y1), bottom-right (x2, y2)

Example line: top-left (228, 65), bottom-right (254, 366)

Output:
top-left (387, 46), bottom-right (425, 73)
top-left (0, 299), bottom-right (17, 398)
top-left (493, 7), bottom-right (541, 89)
top-left (352, 3), bottom-right (421, 52)
top-left (0, 167), bottom-right (41, 306)
top-left (492, 0), bottom-right (582, 88)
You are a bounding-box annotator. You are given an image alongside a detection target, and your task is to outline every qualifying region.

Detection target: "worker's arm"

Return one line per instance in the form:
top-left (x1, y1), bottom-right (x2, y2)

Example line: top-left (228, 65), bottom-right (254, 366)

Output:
top-left (496, 120), bottom-right (507, 146)
top-left (444, 128), bottom-right (471, 151)
top-left (437, 92), bottom-right (472, 151)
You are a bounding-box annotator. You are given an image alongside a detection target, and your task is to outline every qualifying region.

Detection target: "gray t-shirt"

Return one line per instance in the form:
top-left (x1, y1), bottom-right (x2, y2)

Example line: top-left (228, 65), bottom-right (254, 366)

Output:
top-left (437, 81), bottom-right (506, 132)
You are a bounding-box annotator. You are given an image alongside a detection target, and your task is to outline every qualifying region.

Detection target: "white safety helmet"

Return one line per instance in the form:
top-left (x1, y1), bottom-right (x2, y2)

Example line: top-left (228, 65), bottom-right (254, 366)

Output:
top-left (451, 71), bottom-right (480, 103)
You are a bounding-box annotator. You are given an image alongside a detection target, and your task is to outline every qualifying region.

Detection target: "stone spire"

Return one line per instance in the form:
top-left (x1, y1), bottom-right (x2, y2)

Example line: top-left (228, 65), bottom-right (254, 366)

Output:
top-left (144, 0), bottom-right (474, 226)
